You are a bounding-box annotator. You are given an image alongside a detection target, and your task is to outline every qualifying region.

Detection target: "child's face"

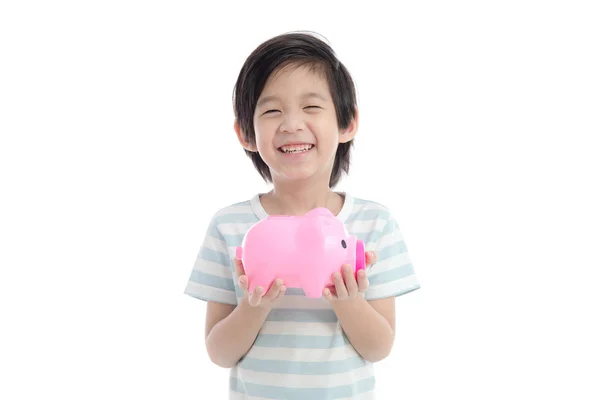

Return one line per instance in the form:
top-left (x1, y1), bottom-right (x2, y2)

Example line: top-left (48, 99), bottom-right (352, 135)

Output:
top-left (246, 64), bottom-right (355, 184)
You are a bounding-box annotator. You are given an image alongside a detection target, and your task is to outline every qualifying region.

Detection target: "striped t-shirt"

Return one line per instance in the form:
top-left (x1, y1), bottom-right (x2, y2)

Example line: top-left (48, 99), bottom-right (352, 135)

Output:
top-left (184, 192), bottom-right (420, 399)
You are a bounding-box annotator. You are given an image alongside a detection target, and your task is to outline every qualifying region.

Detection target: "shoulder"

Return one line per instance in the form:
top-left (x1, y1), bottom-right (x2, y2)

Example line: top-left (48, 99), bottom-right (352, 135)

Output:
top-left (346, 194), bottom-right (395, 224)
top-left (207, 196), bottom-right (260, 228)
top-left (212, 198), bottom-right (253, 217)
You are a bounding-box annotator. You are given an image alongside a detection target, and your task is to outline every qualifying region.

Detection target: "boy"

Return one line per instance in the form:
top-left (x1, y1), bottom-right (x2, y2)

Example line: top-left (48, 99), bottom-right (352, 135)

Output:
top-left (184, 31), bottom-right (420, 399)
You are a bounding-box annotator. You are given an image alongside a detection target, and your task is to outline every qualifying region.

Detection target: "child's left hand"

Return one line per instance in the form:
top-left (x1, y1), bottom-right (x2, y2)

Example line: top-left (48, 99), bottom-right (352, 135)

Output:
top-left (323, 251), bottom-right (377, 301)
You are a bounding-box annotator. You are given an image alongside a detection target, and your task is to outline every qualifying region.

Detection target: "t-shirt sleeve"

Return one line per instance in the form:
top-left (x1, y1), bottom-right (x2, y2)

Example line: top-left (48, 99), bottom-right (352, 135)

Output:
top-left (183, 215), bottom-right (238, 305)
top-left (364, 213), bottom-right (421, 301)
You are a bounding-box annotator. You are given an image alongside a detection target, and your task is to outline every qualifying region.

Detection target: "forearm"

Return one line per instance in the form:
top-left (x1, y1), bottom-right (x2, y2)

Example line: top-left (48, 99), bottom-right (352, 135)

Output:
top-left (206, 301), bottom-right (270, 368)
top-left (332, 296), bottom-right (394, 362)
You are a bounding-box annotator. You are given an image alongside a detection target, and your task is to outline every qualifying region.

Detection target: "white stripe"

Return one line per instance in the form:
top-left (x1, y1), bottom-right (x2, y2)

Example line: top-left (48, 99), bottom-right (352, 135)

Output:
top-left (248, 343), bottom-right (358, 362)
top-left (349, 200), bottom-right (388, 213)
top-left (375, 229), bottom-right (405, 250)
top-left (348, 219), bottom-right (387, 234)
top-left (274, 295), bottom-right (332, 309)
top-left (220, 222), bottom-right (256, 236)
top-left (184, 281), bottom-right (237, 304)
top-left (364, 275), bottom-right (420, 300)
top-left (367, 252), bottom-right (412, 276)
top-left (193, 259), bottom-right (233, 279)
top-left (259, 321), bottom-right (342, 336)
top-left (232, 364), bottom-right (374, 388)
top-left (215, 204), bottom-right (253, 216)
top-left (202, 235), bottom-right (230, 254)
top-left (229, 387), bottom-right (375, 400)
top-left (364, 242), bottom-right (378, 252)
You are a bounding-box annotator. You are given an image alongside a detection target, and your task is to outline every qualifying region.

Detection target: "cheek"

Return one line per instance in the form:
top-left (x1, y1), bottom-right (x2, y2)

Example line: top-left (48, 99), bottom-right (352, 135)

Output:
top-left (256, 116), bottom-right (278, 131)
top-left (308, 120), bottom-right (339, 140)
top-left (315, 128), bottom-right (341, 149)
top-left (254, 123), bottom-right (275, 146)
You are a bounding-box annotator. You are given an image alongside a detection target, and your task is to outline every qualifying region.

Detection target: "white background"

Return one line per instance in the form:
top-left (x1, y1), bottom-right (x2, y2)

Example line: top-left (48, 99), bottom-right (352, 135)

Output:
top-left (1, 1), bottom-right (599, 399)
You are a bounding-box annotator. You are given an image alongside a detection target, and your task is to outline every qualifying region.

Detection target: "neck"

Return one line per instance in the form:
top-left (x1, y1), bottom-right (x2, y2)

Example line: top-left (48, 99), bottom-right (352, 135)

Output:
top-left (262, 178), bottom-right (343, 217)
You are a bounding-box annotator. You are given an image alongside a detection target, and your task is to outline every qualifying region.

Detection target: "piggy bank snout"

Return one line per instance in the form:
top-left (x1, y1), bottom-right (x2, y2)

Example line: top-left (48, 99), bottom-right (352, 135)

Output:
top-left (355, 238), bottom-right (365, 271)
top-left (341, 235), bottom-right (365, 272)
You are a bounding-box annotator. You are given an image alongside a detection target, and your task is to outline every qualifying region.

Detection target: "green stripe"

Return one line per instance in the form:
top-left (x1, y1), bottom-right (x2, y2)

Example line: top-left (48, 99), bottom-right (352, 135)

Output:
top-left (189, 271), bottom-right (235, 291)
top-left (266, 308), bottom-right (338, 323)
top-left (253, 333), bottom-right (349, 348)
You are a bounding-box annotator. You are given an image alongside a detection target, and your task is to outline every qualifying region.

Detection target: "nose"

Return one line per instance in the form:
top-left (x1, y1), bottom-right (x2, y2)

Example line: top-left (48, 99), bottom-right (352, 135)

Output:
top-left (279, 110), bottom-right (305, 134)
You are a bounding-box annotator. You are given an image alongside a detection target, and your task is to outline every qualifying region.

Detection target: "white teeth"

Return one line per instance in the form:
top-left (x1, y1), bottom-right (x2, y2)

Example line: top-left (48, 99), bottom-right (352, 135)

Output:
top-left (280, 144), bottom-right (313, 153)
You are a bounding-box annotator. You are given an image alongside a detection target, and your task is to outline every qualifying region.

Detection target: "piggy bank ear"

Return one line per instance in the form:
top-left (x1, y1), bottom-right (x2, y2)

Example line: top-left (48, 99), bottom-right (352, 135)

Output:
top-left (305, 208), bottom-right (333, 218)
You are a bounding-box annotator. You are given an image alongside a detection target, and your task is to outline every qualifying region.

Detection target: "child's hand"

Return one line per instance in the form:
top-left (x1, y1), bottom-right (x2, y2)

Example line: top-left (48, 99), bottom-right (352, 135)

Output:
top-left (323, 251), bottom-right (377, 301)
top-left (234, 258), bottom-right (286, 309)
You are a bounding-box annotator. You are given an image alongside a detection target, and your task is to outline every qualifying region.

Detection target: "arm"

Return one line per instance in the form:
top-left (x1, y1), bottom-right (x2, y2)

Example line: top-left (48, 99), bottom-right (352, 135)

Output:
top-left (323, 252), bottom-right (396, 363)
top-left (204, 301), bottom-right (271, 368)
top-left (331, 296), bottom-right (395, 363)
top-left (205, 258), bottom-right (286, 368)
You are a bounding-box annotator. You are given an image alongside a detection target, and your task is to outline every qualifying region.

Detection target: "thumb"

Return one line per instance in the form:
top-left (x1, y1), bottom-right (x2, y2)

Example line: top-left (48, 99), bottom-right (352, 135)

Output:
top-left (234, 258), bottom-right (245, 277)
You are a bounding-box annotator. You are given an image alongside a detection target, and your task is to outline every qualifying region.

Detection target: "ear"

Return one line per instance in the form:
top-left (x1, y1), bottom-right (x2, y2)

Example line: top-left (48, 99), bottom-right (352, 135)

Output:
top-left (338, 107), bottom-right (359, 144)
top-left (234, 120), bottom-right (257, 152)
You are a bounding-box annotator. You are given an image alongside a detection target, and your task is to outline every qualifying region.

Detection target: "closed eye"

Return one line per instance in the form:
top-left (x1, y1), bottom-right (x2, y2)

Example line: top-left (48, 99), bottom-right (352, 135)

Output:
top-left (263, 106), bottom-right (320, 115)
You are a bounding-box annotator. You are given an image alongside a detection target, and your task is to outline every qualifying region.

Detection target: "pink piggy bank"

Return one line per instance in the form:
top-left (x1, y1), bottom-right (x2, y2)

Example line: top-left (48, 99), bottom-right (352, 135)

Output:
top-left (235, 207), bottom-right (365, 298)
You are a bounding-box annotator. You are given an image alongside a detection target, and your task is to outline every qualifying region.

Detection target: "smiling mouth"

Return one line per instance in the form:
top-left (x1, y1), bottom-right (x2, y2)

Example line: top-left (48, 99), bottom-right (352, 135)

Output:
top-left (278, 144), bottom-right (315, 154)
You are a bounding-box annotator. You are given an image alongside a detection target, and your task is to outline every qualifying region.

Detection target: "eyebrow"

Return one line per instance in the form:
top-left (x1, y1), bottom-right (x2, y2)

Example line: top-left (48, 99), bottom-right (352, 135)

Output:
top-left (256, 92), bottom-right (328, 107)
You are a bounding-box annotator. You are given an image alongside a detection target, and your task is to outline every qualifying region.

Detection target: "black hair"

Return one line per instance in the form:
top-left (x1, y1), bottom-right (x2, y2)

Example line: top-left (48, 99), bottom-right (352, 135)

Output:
top-left (232, 31), bottom-right (358, 188)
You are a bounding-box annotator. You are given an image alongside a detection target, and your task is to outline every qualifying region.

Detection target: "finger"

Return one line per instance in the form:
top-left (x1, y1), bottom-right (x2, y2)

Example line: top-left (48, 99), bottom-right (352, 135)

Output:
top-left (332, 271), bottom-right (348, 299)
top-left (323, 287), bottom-right (334, 301)
top-left (248, 286), bottom-right (263, 307)
top-left (342, 264), bottom-right (359, 298)
top-left (357, 269), bottom-right (369, 292)
top-left (238, 274), bottom-right (249, 293)
top-left (273, 285), bottom-right (286, 301)
top-left (366, 251), bottom-right (377, 268)
top-left (262, 279), bottom-right (283, 302)
top-left (327, 285), bottom-right (338, 298)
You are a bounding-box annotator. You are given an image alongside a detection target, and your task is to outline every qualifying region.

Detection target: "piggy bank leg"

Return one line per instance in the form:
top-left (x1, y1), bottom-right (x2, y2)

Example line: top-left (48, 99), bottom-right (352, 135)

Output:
top-left (303, 279), bottom-right (326, 299)
top-left (304, 287), bottom-right (322, 299)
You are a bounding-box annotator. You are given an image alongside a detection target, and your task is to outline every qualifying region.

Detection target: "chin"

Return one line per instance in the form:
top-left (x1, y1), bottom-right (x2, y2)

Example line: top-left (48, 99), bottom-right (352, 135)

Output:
top-left (276, 167), bottom-right (330, 183)
top-left (278, 172), bottom-right (315, 182)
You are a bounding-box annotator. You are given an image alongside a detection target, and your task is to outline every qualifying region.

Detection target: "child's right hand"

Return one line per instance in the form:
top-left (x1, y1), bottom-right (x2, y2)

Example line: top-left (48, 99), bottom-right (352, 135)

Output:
top-left (234, 258), bottom-right (286, 309)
